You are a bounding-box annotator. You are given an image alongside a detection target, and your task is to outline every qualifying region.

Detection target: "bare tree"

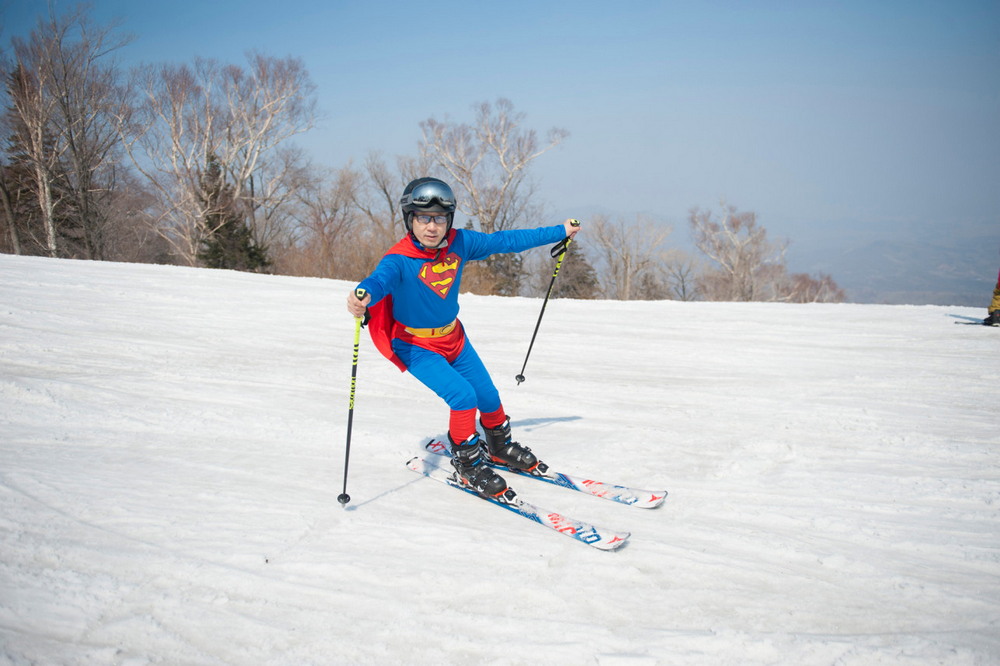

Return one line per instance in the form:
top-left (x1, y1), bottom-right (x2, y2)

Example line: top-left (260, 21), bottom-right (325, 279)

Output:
top-left (781, 271), bottom-right (846, 303)
top-left (122, 52), bottom-right (316, 266)
top-left (98, 165), bottom-right (169, 263)
top-left (220, 53), bottom-right (316, 241)
top-left (270, 163), bottom-right (364, 278)
top-left (662, 250), bottom-right (701, 301)
top-left (343, 152), bottom-right (432, 278)
top-left (44, 8), bottom-right (132, 260)
top-left (352, 151), bottom-right (431, 243)
top-left (689, 202), bottom-right (788, 301)
top-left (420, 98), bottom-right (567, 234)
top-left (419, 98), bottom-right (568, 295)
top-left (589, 214), bottom-right (674, 300)
top-left (270, 151), bottom-right (438, 280)
top-left (5, 51), bottom-right (61, 255)
top-left (689, 202), bottom-right (845, 302)
top-left (4, 6), bottom-right (132, 259)
top-left (246, 144), bottom-right (310, 251)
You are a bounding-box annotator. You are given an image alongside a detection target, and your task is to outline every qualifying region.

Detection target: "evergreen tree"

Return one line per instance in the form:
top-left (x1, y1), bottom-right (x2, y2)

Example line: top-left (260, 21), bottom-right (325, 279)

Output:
top-left (196, 154), bottom-right (270, 272)
top-left (552, 241), bottom-right (599, 300)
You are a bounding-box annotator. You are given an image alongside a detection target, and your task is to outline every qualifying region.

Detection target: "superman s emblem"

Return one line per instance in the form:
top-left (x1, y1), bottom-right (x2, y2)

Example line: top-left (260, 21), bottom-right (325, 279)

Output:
top-left (418, 252), bottom-right (461, 298)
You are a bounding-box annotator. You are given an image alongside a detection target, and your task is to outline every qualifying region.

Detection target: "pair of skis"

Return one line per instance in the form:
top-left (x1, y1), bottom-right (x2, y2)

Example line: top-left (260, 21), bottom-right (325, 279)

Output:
top-left (406, 437), bottom-right (667, 551)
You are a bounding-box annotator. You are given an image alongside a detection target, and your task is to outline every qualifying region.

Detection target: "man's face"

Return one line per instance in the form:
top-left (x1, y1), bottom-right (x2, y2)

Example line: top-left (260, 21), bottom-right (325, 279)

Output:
top-left (411, 213), bottom-right (449, 248)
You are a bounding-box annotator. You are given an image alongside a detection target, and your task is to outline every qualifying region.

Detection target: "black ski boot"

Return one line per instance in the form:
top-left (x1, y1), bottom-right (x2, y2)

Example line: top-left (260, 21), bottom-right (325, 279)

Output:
top-left (480, 417), bottom-right (546, 474)
top-left (450, 434), bottom-right (509, 498)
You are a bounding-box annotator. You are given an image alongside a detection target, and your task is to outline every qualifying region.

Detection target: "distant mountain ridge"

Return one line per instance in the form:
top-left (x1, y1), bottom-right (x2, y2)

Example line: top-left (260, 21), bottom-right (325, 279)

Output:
top-left (788, 233), bottom-right (997, 308)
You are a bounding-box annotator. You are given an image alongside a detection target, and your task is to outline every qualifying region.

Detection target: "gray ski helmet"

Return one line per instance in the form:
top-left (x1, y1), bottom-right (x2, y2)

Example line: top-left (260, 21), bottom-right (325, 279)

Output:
top-left (400, 177), bottom-right (456, 233)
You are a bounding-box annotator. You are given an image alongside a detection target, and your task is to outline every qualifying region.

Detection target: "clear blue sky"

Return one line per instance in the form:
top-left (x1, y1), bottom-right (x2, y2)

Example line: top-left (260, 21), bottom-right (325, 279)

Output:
top-left (4, 0), bottom-right (999, 267)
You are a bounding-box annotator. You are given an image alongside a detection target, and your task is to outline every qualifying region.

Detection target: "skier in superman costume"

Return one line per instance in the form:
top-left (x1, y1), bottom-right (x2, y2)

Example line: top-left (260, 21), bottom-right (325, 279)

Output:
top-left (346, 177), bottom-right (581, 499)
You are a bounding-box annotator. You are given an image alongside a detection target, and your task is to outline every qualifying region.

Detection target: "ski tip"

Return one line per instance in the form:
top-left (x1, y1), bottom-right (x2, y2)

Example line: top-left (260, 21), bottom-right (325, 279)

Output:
top-left (594, 532), bottom-right (631, 551)
top-left (639, 492), bottom-right (668, 509)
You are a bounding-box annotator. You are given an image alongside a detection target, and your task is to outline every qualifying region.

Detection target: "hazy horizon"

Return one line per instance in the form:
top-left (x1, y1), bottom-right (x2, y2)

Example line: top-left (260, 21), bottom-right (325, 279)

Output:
top-left (5, 0), bottom-right (998, 305)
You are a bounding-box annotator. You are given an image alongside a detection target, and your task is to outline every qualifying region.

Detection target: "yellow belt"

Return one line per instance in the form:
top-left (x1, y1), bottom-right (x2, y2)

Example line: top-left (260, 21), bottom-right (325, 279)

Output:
top-left (403, 320), bottom-right (457, 338)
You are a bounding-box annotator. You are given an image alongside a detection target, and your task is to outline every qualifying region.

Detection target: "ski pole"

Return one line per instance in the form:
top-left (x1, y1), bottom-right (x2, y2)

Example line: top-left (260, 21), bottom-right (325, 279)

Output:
top-left (516, 219), bottom-right (580, 384)
top-left (338, 287), bottom-right (366, 507)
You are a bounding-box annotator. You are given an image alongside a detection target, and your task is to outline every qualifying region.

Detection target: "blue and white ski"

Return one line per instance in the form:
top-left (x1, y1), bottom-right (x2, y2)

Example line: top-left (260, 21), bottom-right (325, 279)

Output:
top-left (405, 456), bottom-right (630, 551)
top-left (424, 436), bottom-right (667, 509)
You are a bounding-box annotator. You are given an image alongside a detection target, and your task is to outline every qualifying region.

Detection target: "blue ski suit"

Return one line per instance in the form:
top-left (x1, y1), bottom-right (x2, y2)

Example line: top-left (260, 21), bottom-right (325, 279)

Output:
top-left (357, 225), bottom-right (565, 437)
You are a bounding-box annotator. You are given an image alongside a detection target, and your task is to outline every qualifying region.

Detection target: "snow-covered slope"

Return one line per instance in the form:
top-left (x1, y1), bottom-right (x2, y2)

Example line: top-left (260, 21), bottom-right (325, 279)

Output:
top-left (1, 254), bottom-right (997, 665)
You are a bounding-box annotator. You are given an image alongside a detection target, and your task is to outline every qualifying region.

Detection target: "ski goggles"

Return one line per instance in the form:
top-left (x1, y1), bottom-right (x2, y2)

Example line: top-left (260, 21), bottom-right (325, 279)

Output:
top-left (400, 180), bottom-right (456, 210)
top-left (412, 214), bottom-right (450, 226)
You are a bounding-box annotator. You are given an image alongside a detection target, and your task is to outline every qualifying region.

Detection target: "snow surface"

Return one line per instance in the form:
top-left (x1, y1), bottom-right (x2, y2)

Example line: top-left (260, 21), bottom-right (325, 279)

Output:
top-left (1, 254), bottom-right (998, 666)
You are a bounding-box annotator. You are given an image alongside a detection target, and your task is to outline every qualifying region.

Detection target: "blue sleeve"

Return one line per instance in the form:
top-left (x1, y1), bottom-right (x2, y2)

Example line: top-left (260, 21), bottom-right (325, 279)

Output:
top-left (356, 254), bottom-right (404, 307)
top-left (461, 225), bottom-right (566, 261)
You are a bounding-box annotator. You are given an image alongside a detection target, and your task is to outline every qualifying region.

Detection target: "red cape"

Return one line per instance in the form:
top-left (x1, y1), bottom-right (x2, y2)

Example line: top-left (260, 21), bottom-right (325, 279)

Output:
top-left (366, 231), bottom-right (457, 372)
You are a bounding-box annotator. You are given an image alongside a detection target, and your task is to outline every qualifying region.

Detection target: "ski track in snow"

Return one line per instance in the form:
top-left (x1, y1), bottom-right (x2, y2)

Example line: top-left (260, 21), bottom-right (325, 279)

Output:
top-left (1, 254), bottom-right (998, 665)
